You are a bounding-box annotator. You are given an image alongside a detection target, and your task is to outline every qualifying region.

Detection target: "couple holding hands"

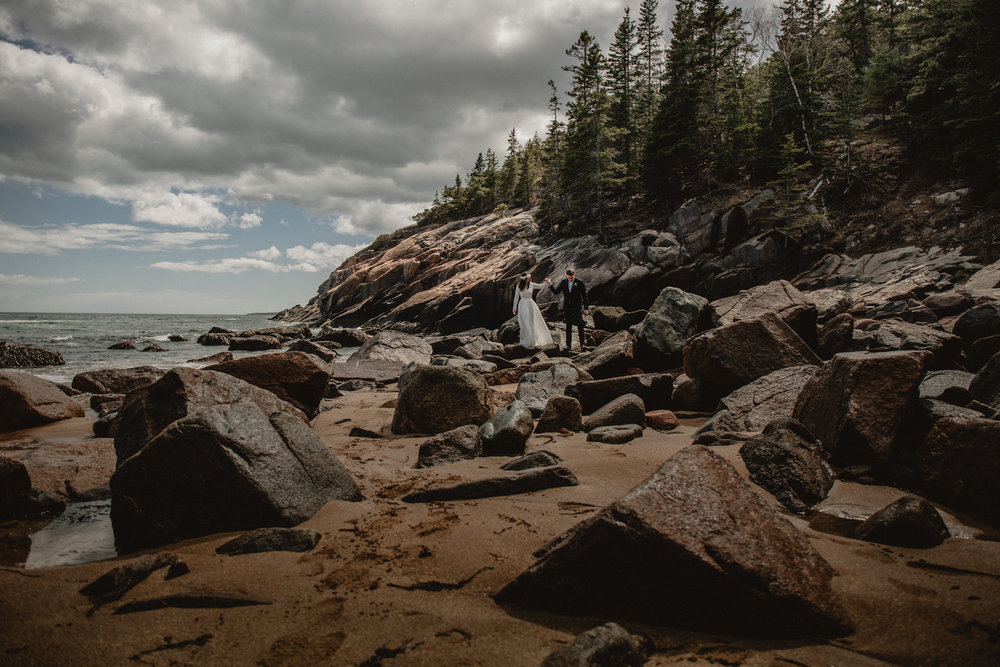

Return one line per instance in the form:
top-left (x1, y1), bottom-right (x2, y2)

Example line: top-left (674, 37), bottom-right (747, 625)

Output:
top-left (513, 268), bottom-right (589, 351)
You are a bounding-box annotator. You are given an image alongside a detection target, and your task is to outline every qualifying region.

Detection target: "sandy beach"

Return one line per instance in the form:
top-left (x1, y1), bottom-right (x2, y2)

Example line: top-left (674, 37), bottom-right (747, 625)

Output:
top-left (2, 385), bottom-right (999, 666)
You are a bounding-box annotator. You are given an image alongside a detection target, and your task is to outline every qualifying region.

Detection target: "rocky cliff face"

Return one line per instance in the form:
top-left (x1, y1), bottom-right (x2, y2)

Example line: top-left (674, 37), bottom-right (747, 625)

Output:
top-left (280, 193), bottom-right (838, 333)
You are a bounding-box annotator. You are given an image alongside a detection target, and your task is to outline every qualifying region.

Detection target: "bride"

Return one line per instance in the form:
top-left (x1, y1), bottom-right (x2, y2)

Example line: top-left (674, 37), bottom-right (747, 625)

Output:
top-left (512, 273), bottom-right (554, 349)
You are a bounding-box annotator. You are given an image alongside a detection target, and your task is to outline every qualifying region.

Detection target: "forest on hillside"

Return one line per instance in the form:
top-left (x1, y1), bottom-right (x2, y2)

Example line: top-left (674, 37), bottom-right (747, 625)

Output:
top-left (414, 0), bottom-right (999, 243)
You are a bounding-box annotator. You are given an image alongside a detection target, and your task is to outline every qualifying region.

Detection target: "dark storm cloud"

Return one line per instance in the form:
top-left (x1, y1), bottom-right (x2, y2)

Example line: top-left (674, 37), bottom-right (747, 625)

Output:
top-left (0, 0), bottom-right (784, 235)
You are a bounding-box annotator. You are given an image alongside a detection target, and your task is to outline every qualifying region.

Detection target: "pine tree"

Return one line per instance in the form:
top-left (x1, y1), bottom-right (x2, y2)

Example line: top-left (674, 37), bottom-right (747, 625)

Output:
top-left (561, 31), bottom-right (615, 236)
top-left (759, 132), bottom-right (817, 236)
top-left (901, 0), bottom-right (1000, 193)
top-left (635, 0), bottom-right (665, 147)
top-left (643, 0), bottom-right (701, 201)
top-left (497, 127), bottom-right (521, 206)
top-left (607, 7), bottom-right (639, 190)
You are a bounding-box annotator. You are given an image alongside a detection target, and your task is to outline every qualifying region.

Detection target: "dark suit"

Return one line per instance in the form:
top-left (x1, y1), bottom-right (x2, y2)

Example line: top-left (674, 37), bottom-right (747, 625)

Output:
top-left (550, 277), bottom-right (589, 349)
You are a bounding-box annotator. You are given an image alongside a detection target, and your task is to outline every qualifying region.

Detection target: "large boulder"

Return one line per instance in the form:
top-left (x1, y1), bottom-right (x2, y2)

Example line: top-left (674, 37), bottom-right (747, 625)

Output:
top-left (634, 287), bottom-right (708, 368)
top-left (228, 335), bottom-right (283, 351)
top-left (479, 400), bottom-right (535, 457)
top-left (110, 368), bottom-right (361, 552)
top-left (711, 365), bottom-right (819, 433)
top-left (848, 319), bottom-right (962, 369)
top-left (816, 313), bottom-right (854, 359)
top-left (704, 280), bottom-right (818, 349)
top-left (572, 331), bottom-right (638, 380)
top-left (72, 366), bottom-right (167, 395)
top-left (683, 312), bottom-right (821, 405)
top-left (348, 330), bottom-right (432, 365)
top-left (567, 373), bottom-right (673, 415)
top-left (969, 351), bottom-right (1000, 411)
top-left (206, 351), bottom-right (332, 419)
top-left (535, 395), bottom-right (583, 433)
top-left (0, 370), bottom-right (85, 433)
top-left (391, 364), bottom-right (492, 435)
top-left (0, 342), bottom-right (65, 368)
top-left (952, 303), bottom-right (1000, 350)
top-left (415, 425), bottom-right (481, 469)
top-left (738, 419), bottom-right (834, 515)
top-left (792, 351), bottom-right (927, 465)
top-left (495, 445), bottom-right (851, 637)
top-left (582, 394), bottom-right (646, 432)
top-left (516, 363), bottom-right (592, 417)
top-left (914, 416), bottom-right (1000, 527)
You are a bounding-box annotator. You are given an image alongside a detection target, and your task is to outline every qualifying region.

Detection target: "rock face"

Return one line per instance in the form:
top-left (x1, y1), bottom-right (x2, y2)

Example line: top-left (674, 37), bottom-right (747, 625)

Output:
top-left (479, 400), bottom-right (534, 457)
top-left (110, 368), bottom-right (361, 552)
top-left (391, 364), bottom-right (492, 435)
top-left (496, 445), bottom-right (851, 637)
top-left (739, 419), bottom-right (835, 515)
top-left (0, 370), bottom-right (84, 433)
top-left (634, 287), bottom-right (707, 367)
top-left (206, 351), bottom-right (332, 419)
top-left (515, 363), bottom-right (591, 417)
top-left (793, 351), bottom-right (927, 465)
top-left (348, 330), bottom-right (433, 365)
top-left (853, 495), bottom-right (950, 548)
top-left (0, 342), bottom-right (65, 368)
top-left (72, 366), bottom-right (167, 395)
top-left (683, 312), bottom-right (821, 405)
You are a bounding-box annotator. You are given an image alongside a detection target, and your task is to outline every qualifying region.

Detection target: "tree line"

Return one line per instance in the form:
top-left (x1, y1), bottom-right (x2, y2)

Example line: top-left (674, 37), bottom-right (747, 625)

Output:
top-left (415, 0), bottom-right (999, 240)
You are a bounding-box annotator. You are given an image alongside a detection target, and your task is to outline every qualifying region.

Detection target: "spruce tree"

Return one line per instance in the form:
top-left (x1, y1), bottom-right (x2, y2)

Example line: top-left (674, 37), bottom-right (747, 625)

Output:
top-left (607, 7), bottom-right (639, 190)
top-left (643, 0), bottom-right (701, 202)
top-left (561, 31), bottom-right (621, 239)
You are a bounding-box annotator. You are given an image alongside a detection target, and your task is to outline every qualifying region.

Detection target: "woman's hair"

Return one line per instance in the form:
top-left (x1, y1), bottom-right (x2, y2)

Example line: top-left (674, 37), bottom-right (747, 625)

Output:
top-left (518, 273), bottom-right (530, 291)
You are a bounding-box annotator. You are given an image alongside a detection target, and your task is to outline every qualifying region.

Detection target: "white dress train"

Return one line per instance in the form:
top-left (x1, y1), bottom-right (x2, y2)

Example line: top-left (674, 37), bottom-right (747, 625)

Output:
top-left (513, 282), bottom-right (554, 349)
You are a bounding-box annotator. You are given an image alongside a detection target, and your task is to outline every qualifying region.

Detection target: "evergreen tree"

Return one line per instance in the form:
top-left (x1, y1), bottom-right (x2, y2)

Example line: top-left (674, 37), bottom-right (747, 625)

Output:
top-left (643, 0), bottom-right (701, 201)
top-left (497, 127), bottom-right (521, 206)
top-left (635, 0), bottom-right (666, 146)
top-left (607, 7), bottom-right (639, 190)
top-left (561, 31), bottom-right (621, 238)
top-left (901, 0), bottom-right (1000, 193)
top-left (759, 132), bottom-right (817, 236)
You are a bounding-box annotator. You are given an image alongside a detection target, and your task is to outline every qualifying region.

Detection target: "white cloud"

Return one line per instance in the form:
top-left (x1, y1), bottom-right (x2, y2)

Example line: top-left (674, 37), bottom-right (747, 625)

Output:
top-left (249, 246), bottom-right (282, 261)
top-left (0, 218), bottom-right (229, 253)
top-left (151, 257), bottom-right (286, 274)
top-left (286, 242), bottom-right (368, 270)
top-left (0, 273), bottom-right (84, 285)
top-left (132, 191), bottom-right (229, 228)
top-left (236, 211), bottom-right (263, 229)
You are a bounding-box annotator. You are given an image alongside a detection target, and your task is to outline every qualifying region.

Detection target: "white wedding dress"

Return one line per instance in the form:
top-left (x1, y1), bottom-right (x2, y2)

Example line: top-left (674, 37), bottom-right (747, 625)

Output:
top-left (513, 282), bottom-right (554, 349)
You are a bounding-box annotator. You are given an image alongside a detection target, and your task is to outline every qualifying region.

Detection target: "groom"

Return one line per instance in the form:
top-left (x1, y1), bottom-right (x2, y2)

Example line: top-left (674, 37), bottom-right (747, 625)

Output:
top-left (550, 268), bottom-right (589, 351)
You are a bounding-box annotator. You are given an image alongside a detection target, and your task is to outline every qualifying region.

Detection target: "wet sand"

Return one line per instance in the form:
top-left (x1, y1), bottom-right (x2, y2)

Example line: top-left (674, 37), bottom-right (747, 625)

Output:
top-left (2, 386), bottom-right (999, 665)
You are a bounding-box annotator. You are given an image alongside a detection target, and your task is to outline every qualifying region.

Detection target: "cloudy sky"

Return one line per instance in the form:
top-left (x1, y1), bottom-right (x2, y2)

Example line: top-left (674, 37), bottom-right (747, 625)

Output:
top-left (0, 0), bottom-right (783, 315)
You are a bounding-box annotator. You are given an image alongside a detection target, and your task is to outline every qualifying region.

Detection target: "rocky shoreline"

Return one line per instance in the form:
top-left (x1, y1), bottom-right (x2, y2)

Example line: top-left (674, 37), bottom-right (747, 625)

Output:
top-left (2, 246), bottom-right (1000, 663)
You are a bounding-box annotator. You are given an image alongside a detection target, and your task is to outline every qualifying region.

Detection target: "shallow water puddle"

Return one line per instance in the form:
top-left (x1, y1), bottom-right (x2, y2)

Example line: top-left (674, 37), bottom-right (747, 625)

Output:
top-left (24, 499), bottom-right (116, 569)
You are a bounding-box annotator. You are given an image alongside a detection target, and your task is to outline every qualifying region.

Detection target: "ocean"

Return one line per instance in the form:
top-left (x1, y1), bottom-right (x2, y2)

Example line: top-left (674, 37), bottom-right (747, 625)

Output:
top-left (0, 311), bottom-right (318, 385)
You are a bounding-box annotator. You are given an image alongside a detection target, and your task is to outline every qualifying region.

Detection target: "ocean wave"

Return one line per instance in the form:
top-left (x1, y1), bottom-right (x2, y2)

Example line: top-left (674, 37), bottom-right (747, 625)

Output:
top-left (49, 335), bottom-right (74, 341)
